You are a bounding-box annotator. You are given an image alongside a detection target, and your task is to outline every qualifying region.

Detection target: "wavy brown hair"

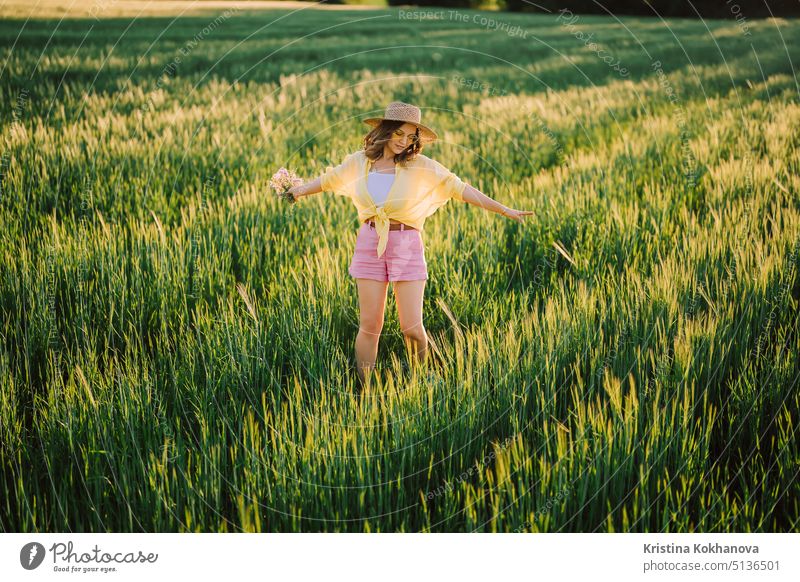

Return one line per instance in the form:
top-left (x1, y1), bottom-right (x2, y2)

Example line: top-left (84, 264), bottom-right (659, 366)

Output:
top-left (363, 119), bottom-right (424, 165)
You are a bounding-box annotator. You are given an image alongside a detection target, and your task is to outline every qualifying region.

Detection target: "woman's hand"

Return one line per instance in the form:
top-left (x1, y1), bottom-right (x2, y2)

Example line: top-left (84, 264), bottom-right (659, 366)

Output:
top-left (500, 206), bottom-right (535, 223)
top-left (287, 183), bottom-right (305, 202)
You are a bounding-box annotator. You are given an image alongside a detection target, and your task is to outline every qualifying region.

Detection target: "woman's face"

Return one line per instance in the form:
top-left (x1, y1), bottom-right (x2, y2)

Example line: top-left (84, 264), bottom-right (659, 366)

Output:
top-left (387, 123), bottom-right (419, 154)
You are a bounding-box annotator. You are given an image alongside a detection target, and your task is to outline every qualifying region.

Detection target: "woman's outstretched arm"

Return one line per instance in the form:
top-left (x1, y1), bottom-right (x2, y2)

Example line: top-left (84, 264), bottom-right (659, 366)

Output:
top-left (461, 183), bottom-right (535, 223)
top-left (287, 177), bottom-right (322, 200)
top-left (287, 151), bottom-right (357, 201)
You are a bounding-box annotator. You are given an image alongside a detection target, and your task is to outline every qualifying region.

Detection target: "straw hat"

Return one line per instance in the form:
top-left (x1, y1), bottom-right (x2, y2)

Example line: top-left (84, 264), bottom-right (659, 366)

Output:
top-left (362, 101), bottom-right (438, 143)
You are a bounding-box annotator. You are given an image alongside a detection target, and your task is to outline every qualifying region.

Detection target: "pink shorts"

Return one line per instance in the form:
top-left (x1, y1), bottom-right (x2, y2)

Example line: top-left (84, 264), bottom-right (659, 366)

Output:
top-left (349, 221), bottom-right (428, 282)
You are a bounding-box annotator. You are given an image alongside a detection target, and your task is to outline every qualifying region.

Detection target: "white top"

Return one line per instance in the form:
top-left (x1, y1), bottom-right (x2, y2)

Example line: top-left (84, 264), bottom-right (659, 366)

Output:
top-left (366, 171), bottom-right (395, 207)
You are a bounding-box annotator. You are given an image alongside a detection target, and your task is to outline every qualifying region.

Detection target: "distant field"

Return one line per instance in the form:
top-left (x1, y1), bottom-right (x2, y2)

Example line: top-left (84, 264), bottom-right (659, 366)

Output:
top-left (0, 0), bottom-right (386, 19)
top-left (1, 1), bottom-right (798, 532)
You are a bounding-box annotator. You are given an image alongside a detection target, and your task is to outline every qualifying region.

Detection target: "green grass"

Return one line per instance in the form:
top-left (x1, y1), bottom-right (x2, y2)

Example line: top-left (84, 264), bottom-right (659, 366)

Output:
top-left (1, 3), bottom-right (799, 532)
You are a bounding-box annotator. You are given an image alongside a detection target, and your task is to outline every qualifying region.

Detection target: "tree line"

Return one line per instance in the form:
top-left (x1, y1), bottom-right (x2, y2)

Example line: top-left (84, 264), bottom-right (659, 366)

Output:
top-left (320, 0), bottom-right (800, 18)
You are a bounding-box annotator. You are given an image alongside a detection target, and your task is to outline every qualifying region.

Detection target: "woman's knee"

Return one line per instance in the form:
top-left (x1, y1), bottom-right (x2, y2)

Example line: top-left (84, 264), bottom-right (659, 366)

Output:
top-left (359, 318), bottom-right (385, 338)
top-left (401, 320), bottom-right (426, 343)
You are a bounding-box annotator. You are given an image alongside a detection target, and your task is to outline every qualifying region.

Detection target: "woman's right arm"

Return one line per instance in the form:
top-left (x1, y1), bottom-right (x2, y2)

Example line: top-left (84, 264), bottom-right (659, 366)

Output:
top-left (289, 151), bottom-right (359, 201)
top-left (288, 177), bottom-right (322, 200)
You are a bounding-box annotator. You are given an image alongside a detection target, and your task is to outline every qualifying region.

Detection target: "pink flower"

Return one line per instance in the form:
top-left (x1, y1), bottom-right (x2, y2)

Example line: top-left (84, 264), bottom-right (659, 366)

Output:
top-left (270, 167), bottom-right (303, 203)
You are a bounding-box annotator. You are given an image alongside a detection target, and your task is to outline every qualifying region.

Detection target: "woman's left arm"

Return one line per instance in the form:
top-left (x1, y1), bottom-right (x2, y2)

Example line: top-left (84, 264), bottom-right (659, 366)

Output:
top-left (461, 184), bottom-right (536, 223)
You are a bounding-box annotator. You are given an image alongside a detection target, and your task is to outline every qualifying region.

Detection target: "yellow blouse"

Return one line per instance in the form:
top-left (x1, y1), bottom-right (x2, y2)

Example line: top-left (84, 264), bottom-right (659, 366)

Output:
top-left (319, 150), bottom-right (467, 257)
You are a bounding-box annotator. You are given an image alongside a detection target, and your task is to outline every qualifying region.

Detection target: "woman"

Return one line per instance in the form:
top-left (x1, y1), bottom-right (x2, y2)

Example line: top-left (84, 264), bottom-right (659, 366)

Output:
top-left (288, 101), bottom-right (534, 385)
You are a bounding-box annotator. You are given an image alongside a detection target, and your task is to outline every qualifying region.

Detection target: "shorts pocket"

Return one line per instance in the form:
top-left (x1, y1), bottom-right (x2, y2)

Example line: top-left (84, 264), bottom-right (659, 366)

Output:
top-left (409, 231), bottom-right (424, 252)
top-left (355, 226), bottom-right (375, 250)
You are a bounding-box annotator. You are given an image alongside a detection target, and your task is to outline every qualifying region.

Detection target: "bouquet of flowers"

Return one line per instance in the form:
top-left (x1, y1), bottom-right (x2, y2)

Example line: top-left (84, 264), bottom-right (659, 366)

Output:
top-left (269, 167), bottom-right (303, 204)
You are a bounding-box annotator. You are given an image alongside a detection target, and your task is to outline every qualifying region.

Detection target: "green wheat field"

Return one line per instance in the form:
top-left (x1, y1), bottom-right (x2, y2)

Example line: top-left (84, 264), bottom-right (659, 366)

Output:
top-left (1, 1), bottom-right (798, 532)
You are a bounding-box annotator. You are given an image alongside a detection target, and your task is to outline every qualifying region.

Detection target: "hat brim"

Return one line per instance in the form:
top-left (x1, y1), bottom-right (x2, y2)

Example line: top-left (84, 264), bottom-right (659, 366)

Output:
top-left (363, 118), bottom-right (438, 143)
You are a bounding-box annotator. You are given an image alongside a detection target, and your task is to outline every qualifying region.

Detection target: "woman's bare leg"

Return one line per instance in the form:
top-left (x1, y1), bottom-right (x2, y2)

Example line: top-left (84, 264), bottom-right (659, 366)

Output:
top-left (355, 278), bottom-right (389, 384)
top-left (392, 279), bottom-right (428, 368)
